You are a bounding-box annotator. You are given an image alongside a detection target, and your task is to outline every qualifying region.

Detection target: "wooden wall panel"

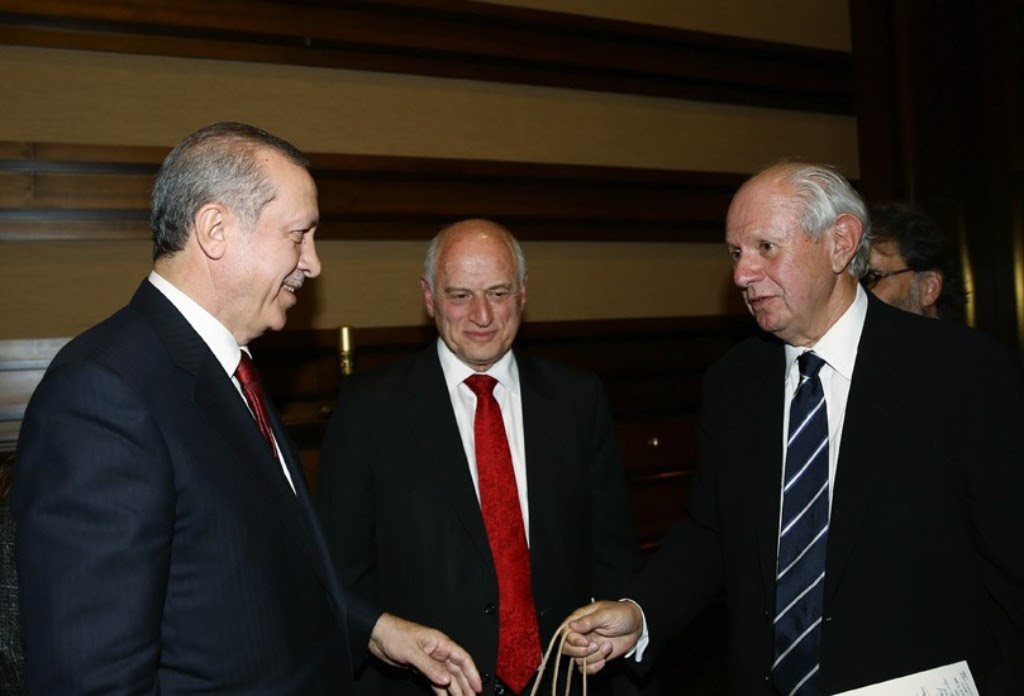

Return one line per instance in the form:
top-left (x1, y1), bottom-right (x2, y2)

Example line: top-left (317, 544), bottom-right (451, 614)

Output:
top-left (851, 0), bottom-right (1024, 348)
top-left (0, 0), bottom-right (853, 115)
top-left (0, 141), bottom-right (745, 242)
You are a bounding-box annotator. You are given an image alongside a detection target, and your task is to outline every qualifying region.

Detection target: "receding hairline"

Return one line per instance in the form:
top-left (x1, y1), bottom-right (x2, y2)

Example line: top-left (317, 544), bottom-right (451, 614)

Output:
top-left (428, 218), bottom-right (521, 280)
top-left (436, 218), bottom-right (515, 250)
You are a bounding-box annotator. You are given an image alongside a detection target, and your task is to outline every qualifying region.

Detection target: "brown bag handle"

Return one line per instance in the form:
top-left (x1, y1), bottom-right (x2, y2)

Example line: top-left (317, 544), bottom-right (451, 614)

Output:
top-left (528, 620), bottom-right (588, 696)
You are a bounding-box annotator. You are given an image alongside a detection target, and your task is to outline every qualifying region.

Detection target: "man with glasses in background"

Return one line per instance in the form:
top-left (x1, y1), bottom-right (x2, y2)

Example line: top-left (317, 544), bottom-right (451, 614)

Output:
top-left (861, 202), bottom-right (966, 320)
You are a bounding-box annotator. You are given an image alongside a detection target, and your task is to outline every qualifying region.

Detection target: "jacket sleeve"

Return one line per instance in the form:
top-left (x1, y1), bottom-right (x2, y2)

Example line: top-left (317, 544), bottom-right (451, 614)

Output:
top-left (12, 360), bottom-right (172, 694)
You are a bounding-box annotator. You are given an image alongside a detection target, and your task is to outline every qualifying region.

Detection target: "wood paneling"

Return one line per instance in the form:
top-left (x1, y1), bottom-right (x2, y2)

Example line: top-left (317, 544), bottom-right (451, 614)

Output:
top-left (0, 0), bottom-right (853, 114)
top-left (0, 337), bottom-right (70, 452)
top-left (0, 141), bottom-right (746, 242)
top-left (851, 0), bottom-right (1024, 348)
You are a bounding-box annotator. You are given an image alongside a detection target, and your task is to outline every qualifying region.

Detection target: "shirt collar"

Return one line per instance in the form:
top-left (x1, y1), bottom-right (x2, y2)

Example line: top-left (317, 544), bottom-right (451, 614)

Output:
top-left (435, 338), bottom-right (519, 395)
top-left (784, 283), bottom-right (868, 380)
top-left (148, 271), bottom-right (244, 376)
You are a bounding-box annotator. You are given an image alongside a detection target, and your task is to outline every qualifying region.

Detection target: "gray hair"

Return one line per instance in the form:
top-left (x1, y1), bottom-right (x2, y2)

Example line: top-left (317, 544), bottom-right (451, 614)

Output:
top-left (760, 161), bottom-right (873, 277)
top-left (150, 122), bottom-right (308, 260)
top-left (422, 219), bottom-right (527, 293)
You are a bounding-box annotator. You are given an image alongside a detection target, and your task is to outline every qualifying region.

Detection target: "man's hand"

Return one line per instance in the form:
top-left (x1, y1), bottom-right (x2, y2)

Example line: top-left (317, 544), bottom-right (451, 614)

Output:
top-left (369, 613), bottom-right (483, 695)
top-left (561, 600), bottom-right (644, 675)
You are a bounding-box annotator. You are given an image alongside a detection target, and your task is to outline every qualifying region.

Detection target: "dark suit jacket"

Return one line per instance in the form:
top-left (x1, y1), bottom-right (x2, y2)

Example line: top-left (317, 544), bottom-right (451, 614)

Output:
top-left (316, 344), bottom-right (640, 693)
top-left (633, 295), bottom-right (1024, 694)
top-left (11, 281), bottom-right (378, 694)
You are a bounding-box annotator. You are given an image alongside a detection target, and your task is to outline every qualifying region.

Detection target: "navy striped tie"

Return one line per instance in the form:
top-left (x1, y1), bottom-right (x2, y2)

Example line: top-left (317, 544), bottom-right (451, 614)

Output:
top-left (773, 351), bottom-right (829, 696)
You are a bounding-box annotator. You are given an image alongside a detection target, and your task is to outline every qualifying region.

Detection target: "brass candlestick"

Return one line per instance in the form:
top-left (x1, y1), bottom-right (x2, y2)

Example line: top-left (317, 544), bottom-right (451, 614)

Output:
top-left (338, 325), bottom-right (354, 377)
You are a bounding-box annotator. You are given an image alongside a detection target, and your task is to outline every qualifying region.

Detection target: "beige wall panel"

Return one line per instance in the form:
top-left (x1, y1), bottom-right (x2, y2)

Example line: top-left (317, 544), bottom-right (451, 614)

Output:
top-left (0, 240), bottom-right (739, 339)
top-left (474, 0), bottom-right (851, 51)
top-left (0, 242), bottom-right (153, 340)
top-left (1, 40), bottom-right (850, 339)
top-left (518, 241), bottom-right (741, 321)
top-left (0, 46), bottom-right (858, 176)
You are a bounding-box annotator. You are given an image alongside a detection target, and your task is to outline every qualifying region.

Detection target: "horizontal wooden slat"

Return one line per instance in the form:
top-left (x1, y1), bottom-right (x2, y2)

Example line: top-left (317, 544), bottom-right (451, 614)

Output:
top-left (0, 370), bottom-right (46, 420)
top-left (0, 337), bottom-right (69, 452)
top-left (0, 0), bottom-right (854, 114)
top-left (0, 337), bottom-right (69, 368)
top-left (0, 140), bottom-right (746, 242)
top-left (0, 217), bottom-right (149, 241)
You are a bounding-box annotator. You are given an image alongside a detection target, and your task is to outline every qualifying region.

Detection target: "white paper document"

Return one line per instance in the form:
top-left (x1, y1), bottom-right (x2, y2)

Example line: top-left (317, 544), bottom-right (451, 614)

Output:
top-left (834, 660), bottom-right (977, 695)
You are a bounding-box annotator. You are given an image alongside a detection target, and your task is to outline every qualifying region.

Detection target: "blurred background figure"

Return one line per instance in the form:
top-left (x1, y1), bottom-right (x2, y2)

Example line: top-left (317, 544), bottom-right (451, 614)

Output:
top-left (862, 202), bottom-right (967, 320)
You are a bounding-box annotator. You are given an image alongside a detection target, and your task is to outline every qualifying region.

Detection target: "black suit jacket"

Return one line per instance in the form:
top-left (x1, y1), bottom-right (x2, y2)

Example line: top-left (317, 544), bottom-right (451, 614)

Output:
top-left (317, 344), bottom-right (640, 693)
top-left (12, 281), bottom-right (378, 694)
top-left (633, 295), bottom-right (1024, 694)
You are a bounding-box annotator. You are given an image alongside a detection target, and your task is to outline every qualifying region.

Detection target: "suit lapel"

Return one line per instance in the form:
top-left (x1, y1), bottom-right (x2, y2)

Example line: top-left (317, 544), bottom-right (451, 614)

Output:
top-left (749, 340), bottom-right (788, 606)
top-left (400, 348), bottom-right (495, 565)
top-left (823, 298), bottom-right (900, 603)
top-left (129, 281), bottom-right (341, 611)
top-left (517, 354), bottom-right (560, 576)
top-left (263, 398), bottom-right (352, 622)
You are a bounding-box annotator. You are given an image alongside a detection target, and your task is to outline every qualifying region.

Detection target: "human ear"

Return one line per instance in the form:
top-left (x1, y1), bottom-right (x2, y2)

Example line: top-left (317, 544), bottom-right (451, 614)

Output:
top-left (920, 270), bottom-right (943, 310)
top-left (518, 270), bottom-right (529, 308)
top-left (829, 213), bottom-right (863, 273)
top-left (420, 277), bottom-right (437, 318)
top-left (194, 203), bottom-right (228, 260)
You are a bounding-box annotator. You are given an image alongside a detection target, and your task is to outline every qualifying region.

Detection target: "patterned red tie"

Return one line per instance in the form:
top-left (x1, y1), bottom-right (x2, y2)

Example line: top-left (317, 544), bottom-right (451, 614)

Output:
top-left (465, 374), bottom-right (541, 694)
top-left (235, 351), bottom-right (276, 454)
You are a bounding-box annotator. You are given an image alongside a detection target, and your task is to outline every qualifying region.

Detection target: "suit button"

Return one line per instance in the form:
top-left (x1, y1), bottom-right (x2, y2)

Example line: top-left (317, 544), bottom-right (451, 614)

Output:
top-left (538, 607), bottom-right (547, 618)
top-left (484, 603), bottom-right (496, 615)
top-left (482, 673), bottom-right (491, 684)
top-left (494, 685), bottom-right (507, 695)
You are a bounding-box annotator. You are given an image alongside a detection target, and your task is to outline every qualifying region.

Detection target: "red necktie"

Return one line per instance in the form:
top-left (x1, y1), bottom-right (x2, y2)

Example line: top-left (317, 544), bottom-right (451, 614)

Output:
top-left (465, 374), bottom-right (541, 693)
top-left (235, 352), bottom-right (276, 454)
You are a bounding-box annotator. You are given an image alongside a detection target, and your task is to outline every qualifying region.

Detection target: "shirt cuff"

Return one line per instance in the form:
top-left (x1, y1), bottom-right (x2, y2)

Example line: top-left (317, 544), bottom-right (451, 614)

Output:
top-left (618, 598), bottom-right (649, 662)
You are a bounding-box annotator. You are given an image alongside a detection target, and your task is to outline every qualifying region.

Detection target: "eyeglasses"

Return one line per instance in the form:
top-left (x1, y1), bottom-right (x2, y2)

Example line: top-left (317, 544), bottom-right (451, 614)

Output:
top-left (861, 267), bottom-right (914, 289)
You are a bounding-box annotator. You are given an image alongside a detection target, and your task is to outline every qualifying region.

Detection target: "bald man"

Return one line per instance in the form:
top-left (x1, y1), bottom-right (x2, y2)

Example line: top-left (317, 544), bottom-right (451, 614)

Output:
top-left (317, 219), bottom-right (641, 695)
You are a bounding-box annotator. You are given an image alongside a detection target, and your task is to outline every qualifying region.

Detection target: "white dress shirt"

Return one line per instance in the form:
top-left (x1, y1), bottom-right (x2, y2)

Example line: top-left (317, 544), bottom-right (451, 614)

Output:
top-left (781, 284), bottom-right (868, 512)
top-left (147, 271), bottom-right (296, 493)
top-left (436, 339), bottom-right (531, 544)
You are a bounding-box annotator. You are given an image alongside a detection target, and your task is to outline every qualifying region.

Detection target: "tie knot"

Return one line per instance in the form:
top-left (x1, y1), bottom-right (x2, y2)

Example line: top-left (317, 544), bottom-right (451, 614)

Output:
top-left (235, 351), bottom-right (259, 388)
top-left (798, 351), bottom-right (826, 379)
top-left (465, 373), bottom-right (498, 397)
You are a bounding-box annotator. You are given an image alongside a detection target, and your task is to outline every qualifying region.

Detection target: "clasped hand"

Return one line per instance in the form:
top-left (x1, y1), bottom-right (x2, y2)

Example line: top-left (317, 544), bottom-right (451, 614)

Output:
top-left (559, 600), bottom-right (645, 675)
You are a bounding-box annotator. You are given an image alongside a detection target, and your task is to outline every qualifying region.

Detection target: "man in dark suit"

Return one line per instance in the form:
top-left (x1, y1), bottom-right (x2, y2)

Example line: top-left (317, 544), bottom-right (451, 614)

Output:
top-left (561, 162), bottom-right (1024, 694)
top-left (11, 122), bottom-right (481, 695)
top-left (316, 219), bottom-right (641, 694)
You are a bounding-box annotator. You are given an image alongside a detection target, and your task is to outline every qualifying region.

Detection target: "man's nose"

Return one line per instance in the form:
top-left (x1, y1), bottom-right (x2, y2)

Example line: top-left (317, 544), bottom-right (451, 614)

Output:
top-left (301, 237), bottom-right (321, 279)
top-left (469, 295), bottom-right (493, 325)
top-left (732, 255), bottom-right (760, 288)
